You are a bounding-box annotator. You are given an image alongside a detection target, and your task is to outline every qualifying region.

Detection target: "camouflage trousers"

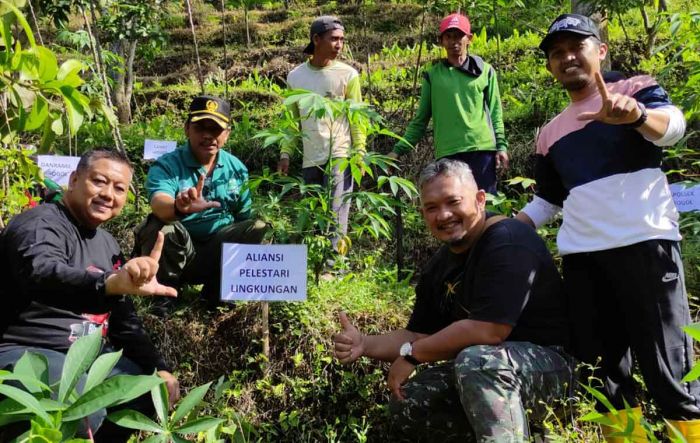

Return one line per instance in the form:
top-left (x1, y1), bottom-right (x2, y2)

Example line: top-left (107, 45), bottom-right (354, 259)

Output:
top-left (389, 342), bottom-right (573, 442)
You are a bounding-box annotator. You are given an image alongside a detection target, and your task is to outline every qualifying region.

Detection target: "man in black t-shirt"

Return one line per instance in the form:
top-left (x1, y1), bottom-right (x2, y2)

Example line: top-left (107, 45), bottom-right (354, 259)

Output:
top-left (0, 149), bottom-right (179, 442)
top-left (333, 159), bottom-right (571, 441)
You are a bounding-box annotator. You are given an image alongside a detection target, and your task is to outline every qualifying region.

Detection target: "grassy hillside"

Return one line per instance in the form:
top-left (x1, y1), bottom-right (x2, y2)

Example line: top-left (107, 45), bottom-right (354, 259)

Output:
top-left (17, 0), bottom-right (700, 440)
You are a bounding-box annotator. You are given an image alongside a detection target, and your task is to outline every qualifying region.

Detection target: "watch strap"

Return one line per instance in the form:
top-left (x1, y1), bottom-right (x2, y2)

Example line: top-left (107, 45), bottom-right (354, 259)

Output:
top-left (629, 102), bottom-right (648, 129)
top-left (402, 354), bottom-right (421, 366)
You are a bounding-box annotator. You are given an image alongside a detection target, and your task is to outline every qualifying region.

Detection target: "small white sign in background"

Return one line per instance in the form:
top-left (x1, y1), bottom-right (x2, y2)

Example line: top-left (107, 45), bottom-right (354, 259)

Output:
top-left (37, 155), bottom-right (80, 186)
top-left (220, 244), bottom-right (307, 302)
top-left (670, 183), bottom-right (700, 213)
top-left (143, 139), bottom-right (177, 160)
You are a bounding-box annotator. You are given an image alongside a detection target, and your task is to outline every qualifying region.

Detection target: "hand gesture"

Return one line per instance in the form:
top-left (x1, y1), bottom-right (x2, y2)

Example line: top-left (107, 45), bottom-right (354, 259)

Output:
top-left (333, 312), bottom-right (365, 364)
top-left (387, 356), bottom-right (416, 401)
top-left (106, 232), bottom-right (177, 297)
top-left (175, 174), bottom-right (221, 215)
top-left (277, 157), bottom-right (290, 176)
top-left (577, 72), bottom-right (643, 125)
top-left (157, 370), bottom-right (180, 409)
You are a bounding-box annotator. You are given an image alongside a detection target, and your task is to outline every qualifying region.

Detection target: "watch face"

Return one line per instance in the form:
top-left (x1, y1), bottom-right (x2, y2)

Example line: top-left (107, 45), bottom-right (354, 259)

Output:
top-left (399, 342), bottom-right (412, 357)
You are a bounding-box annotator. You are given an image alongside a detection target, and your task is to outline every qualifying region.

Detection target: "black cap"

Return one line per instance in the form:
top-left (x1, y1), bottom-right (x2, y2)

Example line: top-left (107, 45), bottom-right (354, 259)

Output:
top-left (303, 16), bottom-right (344, 55)
top-left (539, 14), bottom-right (601, 54)
top-left (188, 95), bottom-right (231, 128)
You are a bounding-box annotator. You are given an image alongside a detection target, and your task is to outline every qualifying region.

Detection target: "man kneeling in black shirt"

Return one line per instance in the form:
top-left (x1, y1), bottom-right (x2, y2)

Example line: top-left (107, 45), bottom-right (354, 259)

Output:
top-left (333, 159), bottom-right (572, 442)
top-left (0, 149), bottom-right (179, 441)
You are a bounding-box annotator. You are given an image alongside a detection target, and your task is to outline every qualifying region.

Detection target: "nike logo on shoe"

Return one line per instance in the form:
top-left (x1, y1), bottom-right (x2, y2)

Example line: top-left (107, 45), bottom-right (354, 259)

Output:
top-left (662, 272), bottom-right (679, 283)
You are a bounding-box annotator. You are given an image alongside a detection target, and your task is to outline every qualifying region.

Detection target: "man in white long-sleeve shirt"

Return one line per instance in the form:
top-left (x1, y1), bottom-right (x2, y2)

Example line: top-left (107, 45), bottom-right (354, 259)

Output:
top-left (515, 14), bottom-right (700, 440)
top-left (277, 16), bottom-right (366, 251)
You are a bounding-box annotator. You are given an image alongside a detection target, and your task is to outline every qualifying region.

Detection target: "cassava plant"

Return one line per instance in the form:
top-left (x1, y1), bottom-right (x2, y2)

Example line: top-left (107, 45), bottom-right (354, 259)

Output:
top-left (0, 328), bottom-right (163, 442)
top-left (252, 89), bottom-right (416, 281)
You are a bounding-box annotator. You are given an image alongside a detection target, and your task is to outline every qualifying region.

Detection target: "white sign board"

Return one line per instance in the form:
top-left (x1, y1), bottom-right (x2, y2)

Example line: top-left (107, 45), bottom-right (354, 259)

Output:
top-left (670, 183), bottom-right (700, 213)
top-left (220, 244), bottom-right (307, 302)
top-left (37, 155), bottom-right (80, 186)
top-left (143, 139), bottom-right (177, 160)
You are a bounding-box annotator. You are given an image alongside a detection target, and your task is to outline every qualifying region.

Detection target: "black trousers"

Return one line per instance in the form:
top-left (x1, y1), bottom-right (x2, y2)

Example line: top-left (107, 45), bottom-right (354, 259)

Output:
top-left (563, 239), bottom-right (700, 419)
top-left (443, 151), bottom-right (497, 194)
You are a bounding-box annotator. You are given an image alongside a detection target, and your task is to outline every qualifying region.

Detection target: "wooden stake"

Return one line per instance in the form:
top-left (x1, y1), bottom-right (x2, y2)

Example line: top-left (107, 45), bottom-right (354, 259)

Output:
top-left (185, 0), bottom-right (205, 94)
top-left (262, 301), bottom-right (270, 362)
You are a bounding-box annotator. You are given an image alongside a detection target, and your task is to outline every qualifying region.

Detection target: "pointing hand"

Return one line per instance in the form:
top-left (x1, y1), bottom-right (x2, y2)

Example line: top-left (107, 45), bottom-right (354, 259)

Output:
top-left (106, 232), bottom-right (178, 297)
top-left (174, 174), bottom-right (221, 216)
top-left (576, 72), bottom-right (643, 126)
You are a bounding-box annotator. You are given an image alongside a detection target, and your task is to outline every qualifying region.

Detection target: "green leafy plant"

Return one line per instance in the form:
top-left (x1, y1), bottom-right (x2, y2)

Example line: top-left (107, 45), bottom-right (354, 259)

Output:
top-left (0, 328), bottom-right (163, 442)
top-left (0, 0), bottom-right (109, 151)
top-left (108, 380), bottom-right (224, 442)
top-left (579, 384), bottom-right (660, 442)
top-left (0, 146), bottom-right (42, 226)
top-left (252, 89), bottom-right (417, 280)
top-left (0, 0), bottom-right (116, 224)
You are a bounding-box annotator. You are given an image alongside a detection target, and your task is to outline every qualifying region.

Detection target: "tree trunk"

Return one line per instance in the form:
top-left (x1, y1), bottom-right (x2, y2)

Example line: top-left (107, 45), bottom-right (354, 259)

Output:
top-left (571, 0), bottom-right (611, 71)
top-left (112, 39), bottom-right (137, 124)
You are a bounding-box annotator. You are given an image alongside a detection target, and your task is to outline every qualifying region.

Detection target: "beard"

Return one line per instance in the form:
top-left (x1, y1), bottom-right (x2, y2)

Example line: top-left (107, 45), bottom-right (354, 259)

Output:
top-left (446, 233), bottom-right (469, 249)
top-left (561, 76), bottom-right (589, 92)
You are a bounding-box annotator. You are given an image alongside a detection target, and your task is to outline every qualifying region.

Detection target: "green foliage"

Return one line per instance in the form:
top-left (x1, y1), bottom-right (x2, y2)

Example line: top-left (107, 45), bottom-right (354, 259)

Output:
top-left (0, 0), bottom-right (108, 149)
top-left (253, 88), bottom-right (416, 280)
top-left (0, 1), bottom-right (113, 224)
top-left (209, 269), bottom-right (410, 440)
top-left (660, 11), bottom-right (700, 123)
top-left (108, 380), bottom-right (224, 441)
top-left (97, 0), bottom-right (168, 57)
top-left (579, 385), bottom-right (660, 442)
top-left (0, 146), bottom-right (41, 225)
top-left (3, 0), bottom-right (699, 440)
top-left (0, 328), bottom-right (163, 442)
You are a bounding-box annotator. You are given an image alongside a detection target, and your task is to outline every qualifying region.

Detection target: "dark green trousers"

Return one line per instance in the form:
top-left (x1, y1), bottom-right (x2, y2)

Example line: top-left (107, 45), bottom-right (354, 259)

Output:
top-left (389, 342), bottom-right (573, 442)
top-left (133, 215), bottom-right (270, 300)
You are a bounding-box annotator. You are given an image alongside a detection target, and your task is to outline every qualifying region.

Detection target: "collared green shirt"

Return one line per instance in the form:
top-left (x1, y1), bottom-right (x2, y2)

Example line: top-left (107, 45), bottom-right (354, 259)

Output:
top-left (146, 143), bottom-right (252, 241)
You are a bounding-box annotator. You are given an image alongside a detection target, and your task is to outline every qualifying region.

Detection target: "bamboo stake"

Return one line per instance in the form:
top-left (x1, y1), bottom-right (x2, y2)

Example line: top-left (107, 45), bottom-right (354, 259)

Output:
top-left (220, 0), bottom-right (229, 101)
top-left (82, 3), bottom-right (126, 156)
top-left (185, 0), bottom-right (205, 94)
top-left (27, 0), bottom-right (43, 47)
top-left (82, 3), bottom-right (137, 207)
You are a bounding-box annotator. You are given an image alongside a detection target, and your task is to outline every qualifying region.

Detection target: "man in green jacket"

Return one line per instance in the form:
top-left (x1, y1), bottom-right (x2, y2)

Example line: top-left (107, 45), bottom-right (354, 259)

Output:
top-left (391, 13), bottom-right (509, 194)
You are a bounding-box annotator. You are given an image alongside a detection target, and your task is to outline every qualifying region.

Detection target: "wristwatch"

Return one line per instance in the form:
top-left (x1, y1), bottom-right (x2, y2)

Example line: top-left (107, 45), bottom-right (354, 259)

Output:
top-left (629, 102), bottom-right (648, 129)
top-left (399, 341), bottom-right (421, 366)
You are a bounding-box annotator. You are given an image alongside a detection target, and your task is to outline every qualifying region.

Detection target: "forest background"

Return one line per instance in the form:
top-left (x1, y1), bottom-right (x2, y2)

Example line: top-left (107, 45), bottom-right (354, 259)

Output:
top-left (0, 0), bottom-right (699, 441)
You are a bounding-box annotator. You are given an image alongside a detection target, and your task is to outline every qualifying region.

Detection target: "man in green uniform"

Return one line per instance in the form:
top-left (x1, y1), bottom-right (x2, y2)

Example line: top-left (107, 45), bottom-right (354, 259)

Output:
top-left (134, 96), bottom-right (269, 309)
top-left (391, 13), bottom-right (508, 194)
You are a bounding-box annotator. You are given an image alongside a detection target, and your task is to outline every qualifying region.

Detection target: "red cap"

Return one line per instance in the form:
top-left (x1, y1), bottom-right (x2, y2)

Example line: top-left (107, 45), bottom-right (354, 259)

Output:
top-left (439, 13), bottom-right (471, 35)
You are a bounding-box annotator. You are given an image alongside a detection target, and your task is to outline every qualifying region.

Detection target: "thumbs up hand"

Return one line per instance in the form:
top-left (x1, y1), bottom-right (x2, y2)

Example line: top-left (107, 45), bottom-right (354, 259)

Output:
top-left (333, 312), bottom-right (365, 364)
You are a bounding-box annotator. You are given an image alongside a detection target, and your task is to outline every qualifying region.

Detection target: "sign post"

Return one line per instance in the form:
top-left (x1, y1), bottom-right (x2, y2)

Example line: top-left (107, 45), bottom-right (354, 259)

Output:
top-left (143, 139), bottom-right (177, 160)
top-left (37, 155), bottom-right (80, 186)
top-left (220, 244), bottom-right (307, 302)
top-left (220, 244), bottom-right (307, 361)
top-left (670, 183), bottom-right (700, 213)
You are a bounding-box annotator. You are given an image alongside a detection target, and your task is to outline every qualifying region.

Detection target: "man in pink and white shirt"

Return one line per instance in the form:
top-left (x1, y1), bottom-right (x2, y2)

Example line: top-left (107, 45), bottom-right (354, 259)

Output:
top-left (516, 13), bottom-right (700, 439)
